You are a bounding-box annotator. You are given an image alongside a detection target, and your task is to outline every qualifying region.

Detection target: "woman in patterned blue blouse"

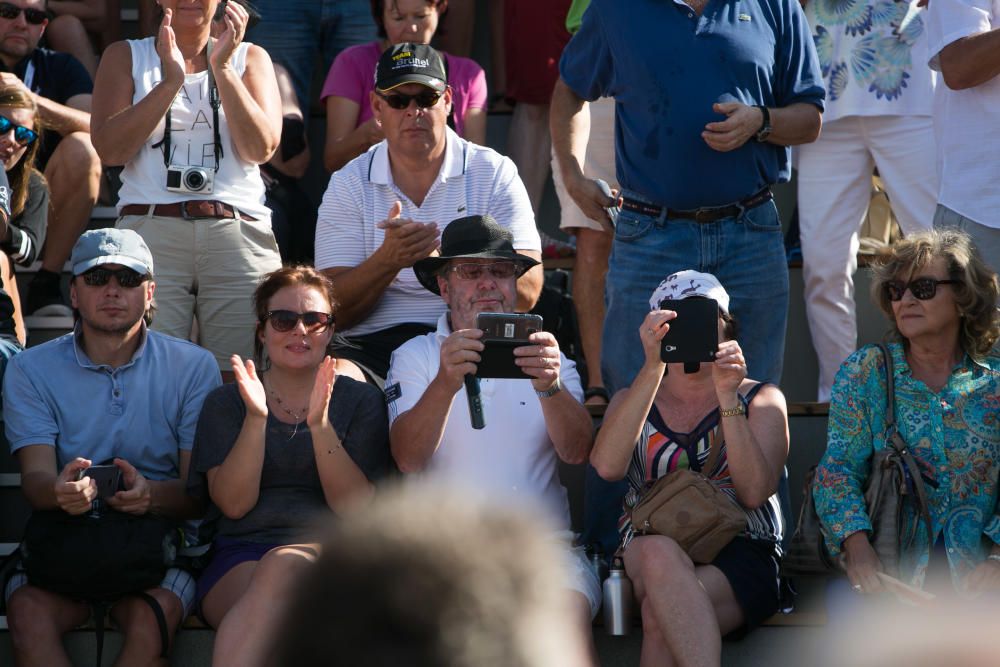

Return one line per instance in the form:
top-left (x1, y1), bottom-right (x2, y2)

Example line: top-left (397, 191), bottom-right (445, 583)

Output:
top-left (814, 229), bottom-right (1000, 597)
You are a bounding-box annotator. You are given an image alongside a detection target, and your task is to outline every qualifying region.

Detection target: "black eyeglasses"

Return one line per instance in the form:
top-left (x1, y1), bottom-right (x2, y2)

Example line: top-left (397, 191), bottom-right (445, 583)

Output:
top-left (265, 310), bottom-right (335, 333)
top-left (376, 89), bottom-right (442, 110)
top-left (81, 267), bottom-right (149, 289)
top-left (0, 114), bottom-right (37, 147)
top-left (884, 277), bottom-right (960, 302)
top-left (448, 262), bottom-right (518, 281)
top-left (0, 2), bottom-right (47, 25)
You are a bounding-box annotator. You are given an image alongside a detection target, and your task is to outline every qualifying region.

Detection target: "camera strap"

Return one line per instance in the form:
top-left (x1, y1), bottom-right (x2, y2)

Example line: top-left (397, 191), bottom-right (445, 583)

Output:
top-left (159, 38), bottom-right (224, 169)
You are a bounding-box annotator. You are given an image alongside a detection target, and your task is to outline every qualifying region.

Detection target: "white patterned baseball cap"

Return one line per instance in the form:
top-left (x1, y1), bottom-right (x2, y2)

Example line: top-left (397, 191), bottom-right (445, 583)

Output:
top-left (648, 270), bottom-right (730, 313)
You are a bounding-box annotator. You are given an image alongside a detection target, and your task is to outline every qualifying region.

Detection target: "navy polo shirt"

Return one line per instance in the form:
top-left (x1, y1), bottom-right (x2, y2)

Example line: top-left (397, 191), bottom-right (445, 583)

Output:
top-left (560, 0), bottom-right (825, 209)
top-left (1, 48), bottom-right (93, 167)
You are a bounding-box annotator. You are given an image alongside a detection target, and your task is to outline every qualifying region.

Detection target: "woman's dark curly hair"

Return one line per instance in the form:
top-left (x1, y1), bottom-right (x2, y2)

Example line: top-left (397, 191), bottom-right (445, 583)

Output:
top-left (871, 228), bottom-right (1000, 358)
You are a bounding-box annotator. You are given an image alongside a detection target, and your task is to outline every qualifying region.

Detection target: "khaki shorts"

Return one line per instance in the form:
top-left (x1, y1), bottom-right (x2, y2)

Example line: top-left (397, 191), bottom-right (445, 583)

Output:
top-left (118, 212), bottom-right (282, 369)
top-left (551, 96), bottom-right (618, 233)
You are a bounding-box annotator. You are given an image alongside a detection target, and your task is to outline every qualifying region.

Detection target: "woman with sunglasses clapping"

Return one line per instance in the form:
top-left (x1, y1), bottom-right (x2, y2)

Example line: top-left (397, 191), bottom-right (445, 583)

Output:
top-left (813, 229), bottom-right (1000, 602)
top-left (187, 266), bottom-right (390, 667)
top-left (0, 85), bottom-right (47, 343)
top-left (91, 0), bottom-right (283, 380)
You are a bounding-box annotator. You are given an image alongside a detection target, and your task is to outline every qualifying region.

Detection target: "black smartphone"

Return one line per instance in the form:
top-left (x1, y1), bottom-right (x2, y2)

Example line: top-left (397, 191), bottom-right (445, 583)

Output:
top-left (475, 312), bottom-right (544, 379)
top-left (658, 298), bottom-right (720, 364)
top-left (78, 465), bottom-right (123, 500)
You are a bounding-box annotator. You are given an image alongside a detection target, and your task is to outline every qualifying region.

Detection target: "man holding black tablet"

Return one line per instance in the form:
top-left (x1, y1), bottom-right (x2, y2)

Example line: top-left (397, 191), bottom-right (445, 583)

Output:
top-left (385, 214), bottom-right (600, 667)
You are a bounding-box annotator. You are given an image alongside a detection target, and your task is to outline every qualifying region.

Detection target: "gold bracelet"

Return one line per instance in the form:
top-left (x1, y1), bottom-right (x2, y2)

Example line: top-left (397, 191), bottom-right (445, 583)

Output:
top-left (719, 403), bottom-right (746, 418)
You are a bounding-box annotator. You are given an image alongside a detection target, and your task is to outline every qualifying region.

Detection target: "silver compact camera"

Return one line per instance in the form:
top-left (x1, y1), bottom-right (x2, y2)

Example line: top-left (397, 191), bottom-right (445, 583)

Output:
top-left (166, 166), bottom-right (215, 194)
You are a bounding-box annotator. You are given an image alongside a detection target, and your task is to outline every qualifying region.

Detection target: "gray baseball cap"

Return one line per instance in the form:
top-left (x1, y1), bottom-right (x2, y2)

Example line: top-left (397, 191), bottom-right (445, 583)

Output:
top-left (70, 228), bottom-right (154, 276)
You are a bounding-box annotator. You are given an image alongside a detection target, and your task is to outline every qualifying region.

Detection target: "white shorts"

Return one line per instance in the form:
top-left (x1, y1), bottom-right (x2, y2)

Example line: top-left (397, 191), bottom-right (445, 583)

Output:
top-left (555, 532), bottom-right (603, 619)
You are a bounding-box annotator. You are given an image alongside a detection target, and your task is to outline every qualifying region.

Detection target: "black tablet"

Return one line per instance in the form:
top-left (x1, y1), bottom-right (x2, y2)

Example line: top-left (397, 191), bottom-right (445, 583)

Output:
top-left (475, 312), bottom-right (544, 379)
top-left (658, 298), bottom-right (719, 364)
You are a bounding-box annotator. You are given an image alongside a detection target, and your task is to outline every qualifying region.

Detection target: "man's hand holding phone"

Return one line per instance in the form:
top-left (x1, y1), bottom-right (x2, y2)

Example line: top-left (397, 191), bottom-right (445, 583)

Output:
top-left (513, 331), bottom-right (562, 393)
top-left (106, 458), bottom-right (152, 515)
top-left (436, 329), bottom-right (484, 394)
top-left (54, 458), bottom-right (97, 515)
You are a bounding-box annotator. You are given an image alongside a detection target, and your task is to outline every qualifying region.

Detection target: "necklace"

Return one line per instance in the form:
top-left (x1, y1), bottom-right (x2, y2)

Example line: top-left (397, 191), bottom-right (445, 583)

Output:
top-left (264, 374), bottom-right (309, 439)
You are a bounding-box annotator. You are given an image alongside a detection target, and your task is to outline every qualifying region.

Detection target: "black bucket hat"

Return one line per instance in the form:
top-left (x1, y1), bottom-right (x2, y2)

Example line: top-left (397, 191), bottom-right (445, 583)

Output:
top-left (413, 215), bottom-right (540, 295)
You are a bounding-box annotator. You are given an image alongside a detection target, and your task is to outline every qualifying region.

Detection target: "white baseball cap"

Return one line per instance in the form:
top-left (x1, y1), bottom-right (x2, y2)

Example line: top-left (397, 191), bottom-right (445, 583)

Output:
top-left (648, 270), bottom-right (730, 313)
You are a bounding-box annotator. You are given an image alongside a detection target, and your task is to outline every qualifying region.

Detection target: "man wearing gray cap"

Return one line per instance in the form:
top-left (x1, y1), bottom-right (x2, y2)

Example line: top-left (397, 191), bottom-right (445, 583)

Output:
top-left (3, 228), bottom-right (220, 666)
top-left (315, 43), bottom-right (542, 386)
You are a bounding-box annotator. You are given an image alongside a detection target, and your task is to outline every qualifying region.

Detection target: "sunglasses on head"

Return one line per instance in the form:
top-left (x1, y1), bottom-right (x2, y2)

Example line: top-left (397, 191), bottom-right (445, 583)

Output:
top-left (448, 262), bottom-right (518, 281)
top-left (265, 310), bottom-right (335, 333)
top-left (0, 114), bottom-right (37, 147)
top-left (884, 277), bottom-right (960, 302)
top-left (81, 267), bottom-right (149, 289)
top-left (0, 2), bottom-right (47, 25)
top-left (377, 89), bottom-right (442, 110)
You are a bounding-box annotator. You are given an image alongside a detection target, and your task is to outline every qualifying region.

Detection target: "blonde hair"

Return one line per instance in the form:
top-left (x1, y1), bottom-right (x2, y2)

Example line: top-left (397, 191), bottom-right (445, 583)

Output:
top-left (0, 85), bottom-right (43, 218)
top-left (870, 229), bottom-right (999, 358)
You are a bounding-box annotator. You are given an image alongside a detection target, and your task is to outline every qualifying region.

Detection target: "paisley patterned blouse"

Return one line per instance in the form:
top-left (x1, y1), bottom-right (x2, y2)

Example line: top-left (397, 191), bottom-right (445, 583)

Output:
top-left (814, 343), bottom-right (1000, 590)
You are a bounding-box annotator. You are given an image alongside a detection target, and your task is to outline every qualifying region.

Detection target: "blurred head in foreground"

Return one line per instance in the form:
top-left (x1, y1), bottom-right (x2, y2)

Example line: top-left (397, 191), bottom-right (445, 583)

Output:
top-left (271, 484), bottom-right (576, 667)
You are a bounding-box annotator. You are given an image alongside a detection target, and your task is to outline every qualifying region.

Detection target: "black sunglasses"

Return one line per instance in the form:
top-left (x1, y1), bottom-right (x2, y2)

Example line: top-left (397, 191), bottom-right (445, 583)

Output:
top-left (81, 267), bottom-right (149, 289)
top-left (265, 310), bottom-right (335, 333)
top-left (884, 277), bottom-right (960, 302)
top-left (377, 89), bottom-right (442, 110)
top-left (0, 114), bottom-right (38, 147)
top-left (0, 2), bottom-right (47, 25)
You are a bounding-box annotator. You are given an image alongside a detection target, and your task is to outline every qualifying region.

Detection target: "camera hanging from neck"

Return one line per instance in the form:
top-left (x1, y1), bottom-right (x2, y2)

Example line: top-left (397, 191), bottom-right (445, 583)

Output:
top-left (158, 38), bottom-right (224, 169)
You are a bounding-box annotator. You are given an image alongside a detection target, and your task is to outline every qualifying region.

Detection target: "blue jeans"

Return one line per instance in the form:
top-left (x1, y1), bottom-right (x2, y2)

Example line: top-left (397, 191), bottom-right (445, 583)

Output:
top-left (583, 194), bottom-right (789, 555)
top-left (248, 0), bottom-right (376, 107)
top-left (601, 194), bottom-right (788, 391)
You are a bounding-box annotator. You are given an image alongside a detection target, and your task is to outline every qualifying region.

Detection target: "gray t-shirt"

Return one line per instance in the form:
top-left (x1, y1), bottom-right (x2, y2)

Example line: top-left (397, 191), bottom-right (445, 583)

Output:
top-left (188, 376), bottom-right (389, 544)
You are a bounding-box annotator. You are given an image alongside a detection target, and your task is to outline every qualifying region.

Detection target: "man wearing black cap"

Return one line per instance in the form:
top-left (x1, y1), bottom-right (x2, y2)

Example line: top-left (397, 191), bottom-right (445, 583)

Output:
top-left (385, 215), bottom-right (600, 666)
top-left (315, 43), bottom-right (542, 386)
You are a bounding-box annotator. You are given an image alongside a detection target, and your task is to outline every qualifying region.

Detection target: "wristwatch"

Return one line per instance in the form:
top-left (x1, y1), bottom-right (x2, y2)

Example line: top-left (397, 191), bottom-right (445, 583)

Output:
top-left (719, 402), bottom-right (746, 418)
top-left (535, 378), bottom-right (563, 399)
top-left (754, 105), bottom-right (772, 142)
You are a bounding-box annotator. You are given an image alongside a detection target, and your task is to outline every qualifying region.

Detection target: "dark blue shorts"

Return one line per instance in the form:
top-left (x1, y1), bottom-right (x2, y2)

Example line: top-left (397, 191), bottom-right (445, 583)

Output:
top-left (195, 537), bottom-right (281, 619)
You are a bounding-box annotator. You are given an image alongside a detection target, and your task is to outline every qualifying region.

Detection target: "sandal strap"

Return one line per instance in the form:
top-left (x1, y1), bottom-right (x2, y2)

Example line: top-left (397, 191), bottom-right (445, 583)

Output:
top-left (584, 386), bottom-right (611, 402)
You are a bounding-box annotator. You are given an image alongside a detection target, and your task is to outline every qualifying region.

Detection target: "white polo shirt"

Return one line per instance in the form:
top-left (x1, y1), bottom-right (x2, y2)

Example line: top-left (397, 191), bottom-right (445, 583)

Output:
top-left (385, 314), bottom-right (583, 530)
top-left (315, 129), bottom-right (541, 336)
top-left (927, 0), bottom-right (1000, 228)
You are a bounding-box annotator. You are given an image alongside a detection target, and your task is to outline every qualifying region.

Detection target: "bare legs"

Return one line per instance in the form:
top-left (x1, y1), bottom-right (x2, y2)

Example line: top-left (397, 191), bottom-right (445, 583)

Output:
top-left (208, 544), bottom-right (319, 667)
top-left (42, 132), bottom-right (101, 275)
top-left (572, 227), bottom-right (611, 398)
top-left (623, 536), bottom-right (745, 667)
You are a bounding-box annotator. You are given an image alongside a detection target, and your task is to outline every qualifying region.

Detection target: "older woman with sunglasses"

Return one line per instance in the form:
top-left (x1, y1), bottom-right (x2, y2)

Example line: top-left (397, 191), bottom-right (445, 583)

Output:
top-left (91, 0), bottom-right (282, 378)
top-left (0, 84), bottom-right (47, 343)
top-left (814, 229), bottom-right (1000, 600)
top-left (187, 266), bottom-right (390, 667)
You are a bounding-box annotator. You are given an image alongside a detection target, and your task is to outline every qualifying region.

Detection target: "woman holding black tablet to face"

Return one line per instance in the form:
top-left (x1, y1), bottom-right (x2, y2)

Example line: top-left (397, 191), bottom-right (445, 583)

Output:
top-left (590, 269), bottom-right (789, 667)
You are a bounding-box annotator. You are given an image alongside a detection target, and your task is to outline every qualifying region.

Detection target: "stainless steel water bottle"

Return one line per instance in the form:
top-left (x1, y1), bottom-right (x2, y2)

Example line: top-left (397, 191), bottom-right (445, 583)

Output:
top-left (602, 555), bottom-right (633, 636)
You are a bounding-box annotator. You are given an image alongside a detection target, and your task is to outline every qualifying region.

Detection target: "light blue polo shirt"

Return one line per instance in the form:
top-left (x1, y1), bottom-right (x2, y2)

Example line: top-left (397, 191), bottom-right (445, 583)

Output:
top-left (560, 0), bottom-right (825, 209)
top-left (4, 325), bottom-right (220, 481)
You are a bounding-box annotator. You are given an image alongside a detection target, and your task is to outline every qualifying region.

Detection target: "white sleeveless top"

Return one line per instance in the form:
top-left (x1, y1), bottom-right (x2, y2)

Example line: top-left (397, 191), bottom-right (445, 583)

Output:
top-left (116, 37), bottom-right (270, 220)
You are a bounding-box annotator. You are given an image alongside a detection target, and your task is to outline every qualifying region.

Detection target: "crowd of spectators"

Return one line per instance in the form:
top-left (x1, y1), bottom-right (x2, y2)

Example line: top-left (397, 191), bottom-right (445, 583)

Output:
top-left (0, 0), bottom-right (997, 665)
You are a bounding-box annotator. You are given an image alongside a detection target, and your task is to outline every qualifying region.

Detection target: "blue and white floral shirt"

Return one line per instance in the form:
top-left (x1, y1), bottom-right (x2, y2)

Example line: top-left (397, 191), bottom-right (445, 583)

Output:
top-left (804, 0), bottom-right (936, 121)
top-left (814, 343), bottom-right (1000, 591)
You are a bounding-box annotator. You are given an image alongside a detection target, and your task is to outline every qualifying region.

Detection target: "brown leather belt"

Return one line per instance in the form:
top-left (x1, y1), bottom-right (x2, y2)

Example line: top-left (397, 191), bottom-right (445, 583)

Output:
top-left (620, 187), bottom-right (773, 223)
top-left (120, 201), bottom-right (257, 221)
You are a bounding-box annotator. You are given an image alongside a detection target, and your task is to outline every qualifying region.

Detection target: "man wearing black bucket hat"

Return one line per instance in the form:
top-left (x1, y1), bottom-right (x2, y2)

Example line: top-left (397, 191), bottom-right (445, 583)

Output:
top-left (385, 214), bottom-right (601, 666)
top-left (315, 43), bottom-right (542, 386)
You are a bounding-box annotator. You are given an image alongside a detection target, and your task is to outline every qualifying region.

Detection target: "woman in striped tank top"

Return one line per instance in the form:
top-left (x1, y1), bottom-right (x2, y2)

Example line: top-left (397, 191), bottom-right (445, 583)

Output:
top-left (591, 270), bottom-right (789, 667)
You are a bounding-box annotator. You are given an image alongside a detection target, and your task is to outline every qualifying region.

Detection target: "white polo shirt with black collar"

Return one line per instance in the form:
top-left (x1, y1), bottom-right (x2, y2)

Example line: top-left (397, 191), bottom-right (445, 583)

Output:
top-left (315, 128), bottom-right (541, 337)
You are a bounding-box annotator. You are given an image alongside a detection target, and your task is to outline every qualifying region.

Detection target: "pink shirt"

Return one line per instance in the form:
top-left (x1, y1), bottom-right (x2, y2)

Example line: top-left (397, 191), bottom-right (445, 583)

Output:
top-left (321, 41), bottom-right (487, 138)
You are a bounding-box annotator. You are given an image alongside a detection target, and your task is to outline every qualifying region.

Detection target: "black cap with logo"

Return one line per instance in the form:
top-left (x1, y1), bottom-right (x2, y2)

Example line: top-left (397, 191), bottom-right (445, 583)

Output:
top-left (375, 43), bottom-right (447, 93)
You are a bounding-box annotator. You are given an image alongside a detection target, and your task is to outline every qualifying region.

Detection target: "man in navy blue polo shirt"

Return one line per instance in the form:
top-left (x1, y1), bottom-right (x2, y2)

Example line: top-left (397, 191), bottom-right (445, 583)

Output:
top-left (553, 0), bottom-right (824, 392)
top-left (551, 0), bottom-right (824, 554)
